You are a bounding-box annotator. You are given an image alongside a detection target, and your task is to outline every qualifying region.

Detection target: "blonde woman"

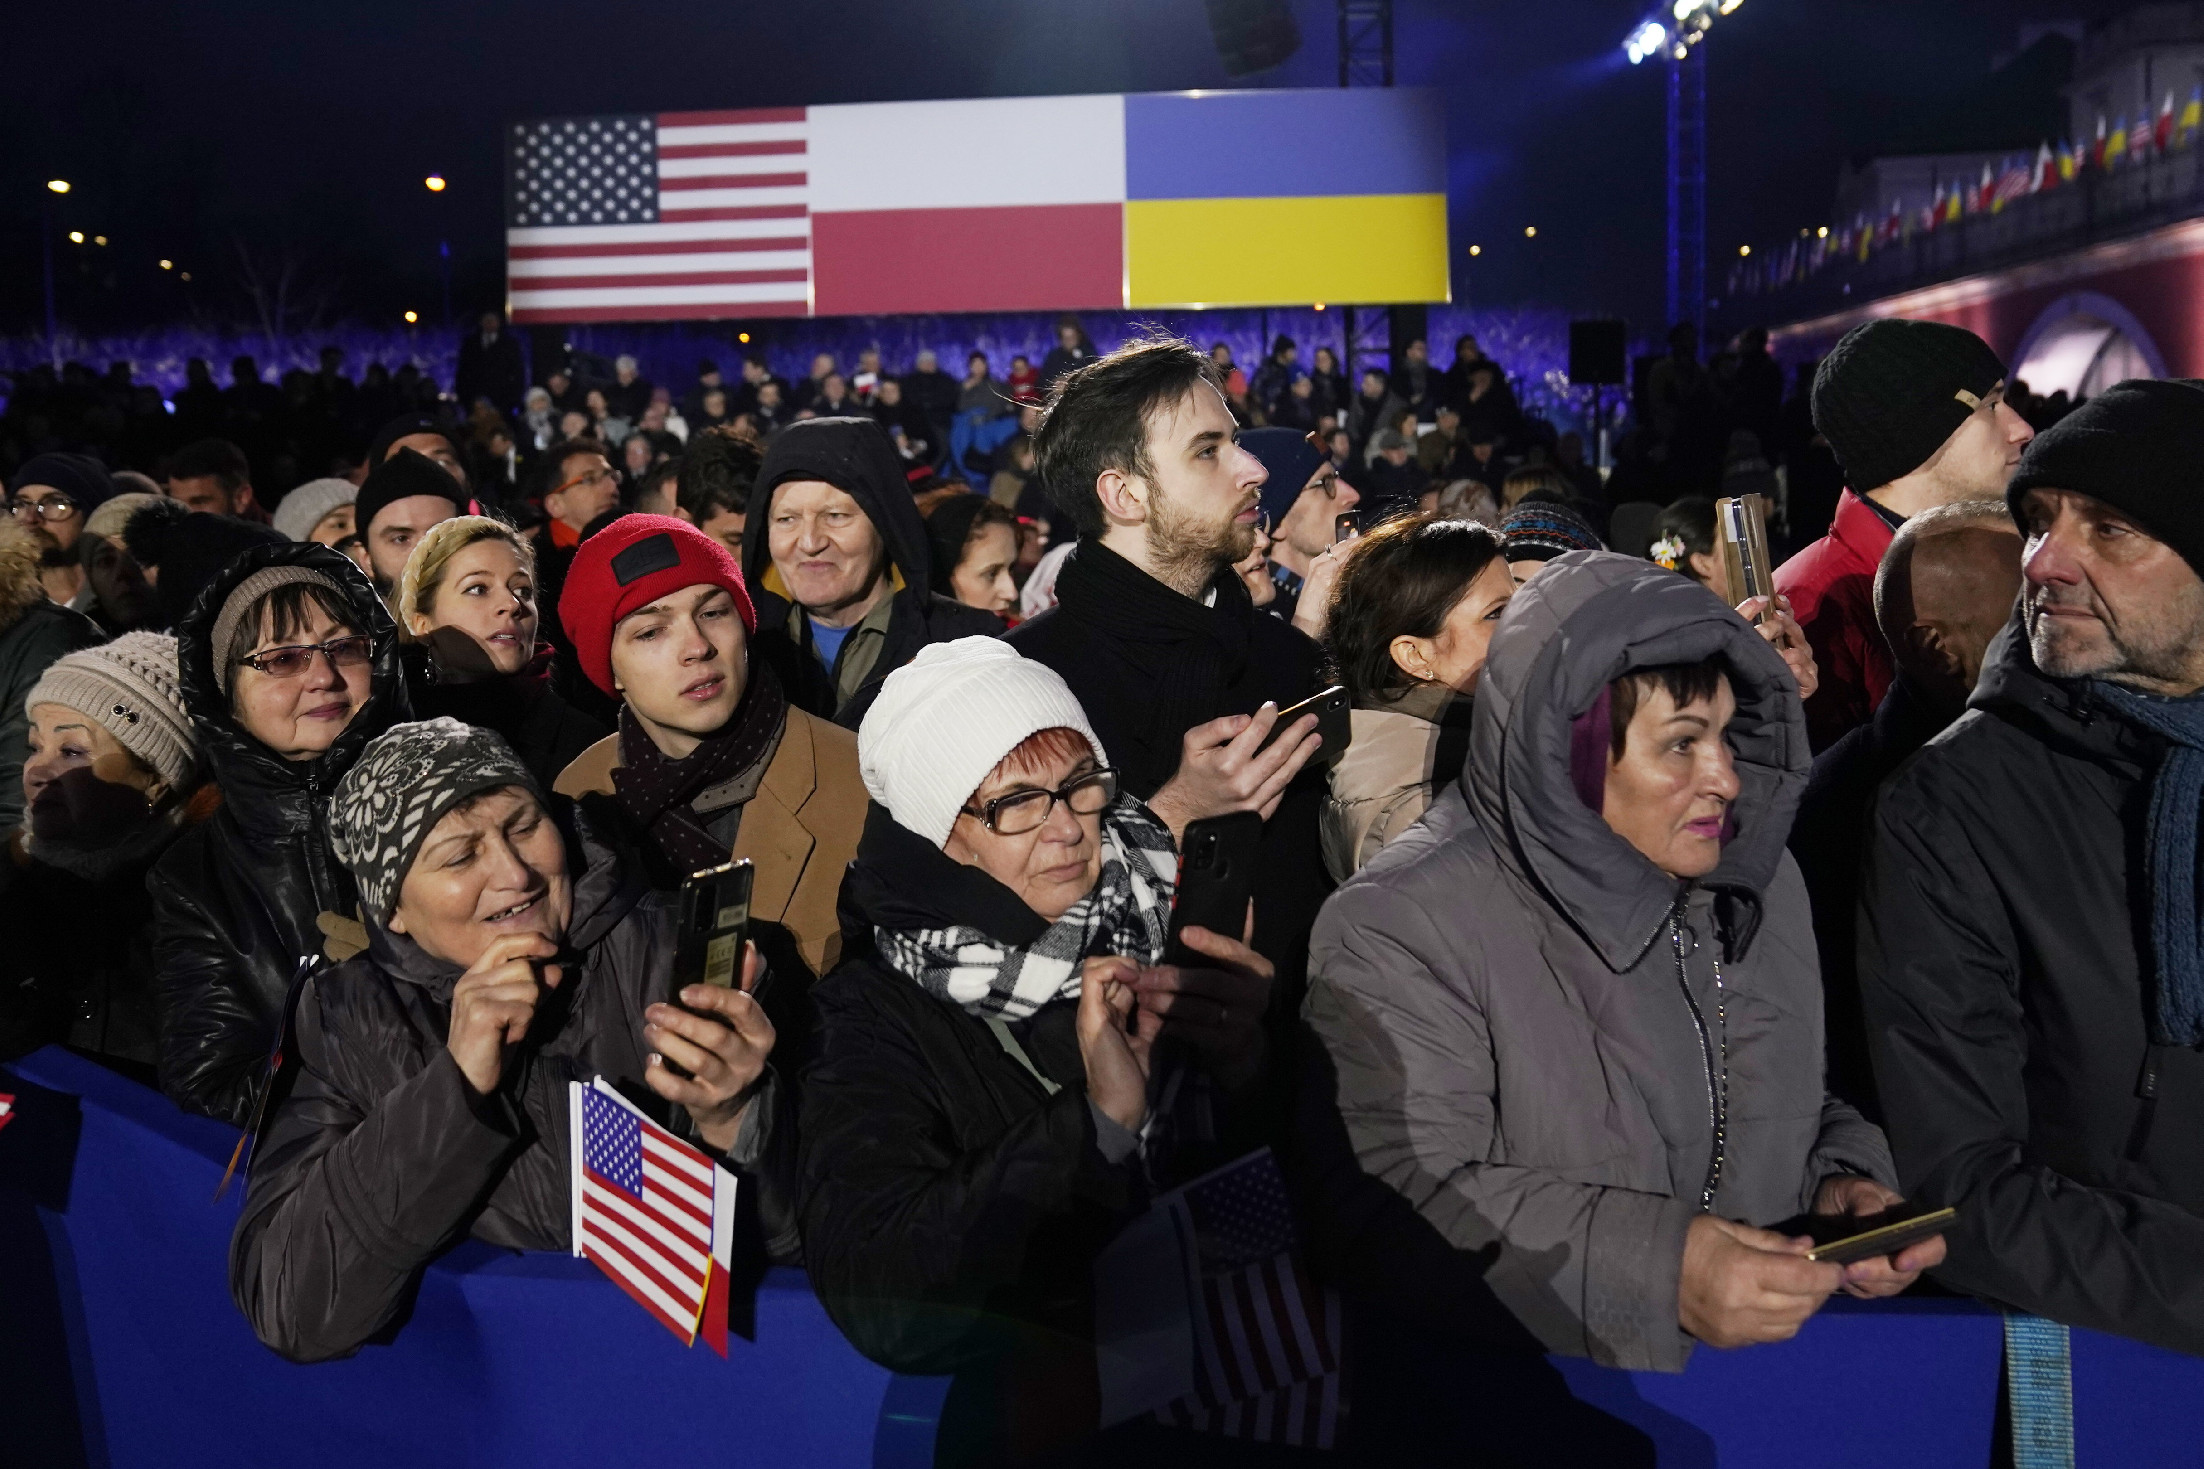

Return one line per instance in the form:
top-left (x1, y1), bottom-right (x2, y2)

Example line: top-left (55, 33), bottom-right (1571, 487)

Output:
top-left (397, 515), bottom-right (606, 790)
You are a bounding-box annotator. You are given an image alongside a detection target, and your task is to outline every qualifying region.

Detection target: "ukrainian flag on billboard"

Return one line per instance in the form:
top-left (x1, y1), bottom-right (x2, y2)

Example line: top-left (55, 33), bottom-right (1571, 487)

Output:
top-left (505, 88), bottom-right (1450, 323)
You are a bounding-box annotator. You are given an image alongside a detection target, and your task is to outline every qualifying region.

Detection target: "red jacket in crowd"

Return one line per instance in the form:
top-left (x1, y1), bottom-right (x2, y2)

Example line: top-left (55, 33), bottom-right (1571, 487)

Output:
top-left (1775, 488), bottom-right (1897, 752)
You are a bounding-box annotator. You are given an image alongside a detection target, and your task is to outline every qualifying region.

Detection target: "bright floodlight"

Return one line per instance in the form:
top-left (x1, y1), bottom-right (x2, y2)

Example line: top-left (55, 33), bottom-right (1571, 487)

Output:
top-left (1624, 0), bottom-right (1735, 62)
top-left (425, 175), bottom-right (447, 192)
top-left (47, 179), bottom-right (71, 194)
top-left (404, 309), bottom-right (419, 323)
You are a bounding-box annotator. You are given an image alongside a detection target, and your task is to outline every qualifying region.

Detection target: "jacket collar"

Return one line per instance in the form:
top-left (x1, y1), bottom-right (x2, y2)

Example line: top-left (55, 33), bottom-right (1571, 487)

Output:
top-left (1969, 612), bottom-right (2155, 773)
top-left (1828, 489), bottom-right (1900, 573)
top-left (1054, 539), bottom-right (1255, 662)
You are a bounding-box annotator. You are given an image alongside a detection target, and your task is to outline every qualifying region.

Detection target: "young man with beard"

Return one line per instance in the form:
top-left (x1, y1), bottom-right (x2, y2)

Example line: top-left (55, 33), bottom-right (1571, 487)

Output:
top-left (166, 439), bottom-right (262, 519)
top-left (1860, 380), bottom-right (2204, 1355)
top-left (1775, 319), bottom-right (2035, 751)
top-left (8, 454), bottom-right (118, 617)
top-left (1007, 335), bottom-right (1328, 1001)
top-left (742, 416), bottom-right (1003, 722)
top-left (353, 448), bottom-right (469, 608)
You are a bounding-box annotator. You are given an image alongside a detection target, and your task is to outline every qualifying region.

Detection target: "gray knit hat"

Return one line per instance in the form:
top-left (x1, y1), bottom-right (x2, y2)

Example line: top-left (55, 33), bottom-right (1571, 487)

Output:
top-left (85, 492), bottom-right (162, 543)
top-left (25, 632), bottom-right (196, 791)
top-left (328, 717), bottom-right (541, 924)
top-left (210, 565), bottom-right (349, 694)
top-left (273, 478), bottom-right (360, 543)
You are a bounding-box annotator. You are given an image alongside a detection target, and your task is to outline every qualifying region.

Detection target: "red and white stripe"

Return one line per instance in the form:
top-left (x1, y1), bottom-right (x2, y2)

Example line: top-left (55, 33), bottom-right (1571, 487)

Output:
top-left (578, 1126), bottom-right (718, 1344)
top-left (0, 1091), bottom-right (13, 1133)
top-left (510, 107), bottom-right (811, 323)
top-left (1159, 1255), bottom-right (1342, 1448)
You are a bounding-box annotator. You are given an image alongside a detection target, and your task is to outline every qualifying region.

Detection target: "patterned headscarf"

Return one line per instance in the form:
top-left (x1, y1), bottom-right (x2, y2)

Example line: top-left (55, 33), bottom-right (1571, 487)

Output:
top-left (329, 717), bottom-right (540, 925)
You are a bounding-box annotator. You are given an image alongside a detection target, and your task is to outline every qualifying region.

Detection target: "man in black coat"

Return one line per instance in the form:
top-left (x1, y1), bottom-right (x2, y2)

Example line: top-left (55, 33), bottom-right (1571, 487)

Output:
top-left (1007, 334), bottom-right (1329, 999)
top-left (743, 416), bottom-right (1002, 723)
top-left (1791, 498), bottom-right (2019, 1120)
top-left (1860, 380), bottom-right (2204, 1355)
top-left (453, 312), bottom-right (526, 416)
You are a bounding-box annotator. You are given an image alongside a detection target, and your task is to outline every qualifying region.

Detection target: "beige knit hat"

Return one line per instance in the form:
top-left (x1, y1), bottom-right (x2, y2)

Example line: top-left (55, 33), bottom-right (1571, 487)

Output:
top-left (26, 632), bottom-right (197, 790)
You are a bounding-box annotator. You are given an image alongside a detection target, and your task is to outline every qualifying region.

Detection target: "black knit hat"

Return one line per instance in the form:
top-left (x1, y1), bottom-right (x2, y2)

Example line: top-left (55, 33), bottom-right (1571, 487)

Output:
top-left (1811, 319), bottom-right (2007, 493)
top-left (355, 447), bottom-right (465, 537)
top-left (2006, 378), bottom-right (2204, 576)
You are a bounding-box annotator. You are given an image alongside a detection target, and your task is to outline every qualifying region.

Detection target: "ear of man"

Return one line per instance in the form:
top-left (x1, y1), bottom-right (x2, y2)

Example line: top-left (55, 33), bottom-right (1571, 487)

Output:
top-left (1094, 467), bottom-right (1151, 530)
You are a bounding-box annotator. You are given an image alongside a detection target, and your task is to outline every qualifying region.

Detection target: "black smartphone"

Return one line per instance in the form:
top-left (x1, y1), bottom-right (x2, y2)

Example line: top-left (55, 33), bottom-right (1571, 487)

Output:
top-left (1164, 812), bottom-right (1264, 968)
top-left (1334, 510), bottom-right (1359, 543)
top-left (1256, 684), bottom-right (1351, 767)
top-left (1803, 1204), bottom-right (1956, 1266)
top-left (673, 859), bottom-right (754, 1003)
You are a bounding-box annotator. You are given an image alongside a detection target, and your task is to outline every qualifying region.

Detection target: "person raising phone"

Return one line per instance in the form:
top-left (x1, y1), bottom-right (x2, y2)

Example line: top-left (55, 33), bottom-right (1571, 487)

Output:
top-left (230, 718), bottom-right (776, 1363)
top-left (802, 638), bottom-right (1274, 1463)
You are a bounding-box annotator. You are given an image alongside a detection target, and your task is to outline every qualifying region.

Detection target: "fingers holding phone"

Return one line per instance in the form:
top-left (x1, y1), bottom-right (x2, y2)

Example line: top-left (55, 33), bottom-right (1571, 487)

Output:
top-left (644, 940), bottom-right (776, 1154)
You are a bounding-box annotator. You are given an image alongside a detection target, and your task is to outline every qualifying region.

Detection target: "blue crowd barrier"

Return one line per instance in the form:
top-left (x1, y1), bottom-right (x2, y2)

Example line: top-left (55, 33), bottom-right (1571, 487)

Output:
top-left (4, 1044), bottom-right (2199, 1467)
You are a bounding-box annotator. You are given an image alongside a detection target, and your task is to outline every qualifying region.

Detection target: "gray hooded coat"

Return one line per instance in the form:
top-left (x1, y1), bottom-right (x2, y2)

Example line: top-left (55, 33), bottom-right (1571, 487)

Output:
top-left (1304, 552), bottom-right (1892, 1372)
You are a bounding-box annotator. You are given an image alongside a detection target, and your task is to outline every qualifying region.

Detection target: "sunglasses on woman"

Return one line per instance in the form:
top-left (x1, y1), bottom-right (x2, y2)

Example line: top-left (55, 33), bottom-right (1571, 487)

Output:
top-left (234, 635), bottom-right (373, 679)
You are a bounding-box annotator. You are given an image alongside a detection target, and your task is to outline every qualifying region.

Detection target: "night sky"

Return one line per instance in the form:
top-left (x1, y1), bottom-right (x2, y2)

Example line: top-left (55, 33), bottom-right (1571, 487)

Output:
top-left (1, 0), bottom-right (2139, 341)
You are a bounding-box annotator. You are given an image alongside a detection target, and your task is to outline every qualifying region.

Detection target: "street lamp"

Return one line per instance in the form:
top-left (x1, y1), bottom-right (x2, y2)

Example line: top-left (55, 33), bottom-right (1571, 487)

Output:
top-left (41, 180), bottom-right (71, 369)
top-left (426, 173), bottom-right (453, 327)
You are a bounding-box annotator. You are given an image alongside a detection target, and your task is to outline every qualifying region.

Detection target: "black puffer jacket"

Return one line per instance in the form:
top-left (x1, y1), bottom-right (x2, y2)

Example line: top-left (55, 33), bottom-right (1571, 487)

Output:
top-left (149, 543), bottom-right (408, 1126)
top-left (743, 416), bottom-right (1002, 723)
top-left (1860, 617), bottom-right (2204, 1356)
top-left (228, 831), bottom-right (741, 1363)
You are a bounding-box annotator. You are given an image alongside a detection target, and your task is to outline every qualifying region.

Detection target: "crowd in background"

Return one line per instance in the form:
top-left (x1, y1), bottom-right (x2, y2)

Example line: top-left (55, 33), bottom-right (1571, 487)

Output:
top-left (1, 300), bottom-right (2200, 1465)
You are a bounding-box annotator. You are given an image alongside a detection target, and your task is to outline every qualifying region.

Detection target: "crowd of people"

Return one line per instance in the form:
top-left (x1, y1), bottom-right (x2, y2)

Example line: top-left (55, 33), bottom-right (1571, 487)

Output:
top-left (3, 304), bottom-right (2202, 1464)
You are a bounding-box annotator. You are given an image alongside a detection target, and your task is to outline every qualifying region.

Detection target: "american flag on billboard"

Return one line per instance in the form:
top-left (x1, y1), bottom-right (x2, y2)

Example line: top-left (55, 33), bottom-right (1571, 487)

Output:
top-left (569, 1078), bottom-right (735, 1354)
top-left (506, 110), bottom-right (812, 323)
top-left (1155, 1150), bottom-right (1343, 1450)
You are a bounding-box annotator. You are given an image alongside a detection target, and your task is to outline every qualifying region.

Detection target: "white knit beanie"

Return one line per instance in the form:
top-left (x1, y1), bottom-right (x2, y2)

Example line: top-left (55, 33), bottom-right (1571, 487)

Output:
top-left (272, 477), bottom-right (359, 543)
top-left (857, 637), bottom-right (1104, 848)
top-left (25, 632), bottom-right (196, 791)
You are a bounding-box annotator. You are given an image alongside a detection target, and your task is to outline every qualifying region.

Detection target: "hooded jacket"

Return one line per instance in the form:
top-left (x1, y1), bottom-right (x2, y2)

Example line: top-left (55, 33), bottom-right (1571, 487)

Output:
top-left (0, 519), bottom-right (105, 832)
top-left (228, 830), bottom-right (708, 1362)
top-left (743, 417), bottom-right (1003, 722)
top-left (1304, 552), bottom-right (1891, 1373)
top-left (149, 543), bottom-right (408, 1126)
top-left (1859, 618), bottom-right (2204, 1357)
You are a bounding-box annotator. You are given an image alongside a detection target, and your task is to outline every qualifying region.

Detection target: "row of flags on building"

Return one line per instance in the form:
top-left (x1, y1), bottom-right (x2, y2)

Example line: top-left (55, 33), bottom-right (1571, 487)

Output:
top-left (1730, 88), bottom-right (2204, 299)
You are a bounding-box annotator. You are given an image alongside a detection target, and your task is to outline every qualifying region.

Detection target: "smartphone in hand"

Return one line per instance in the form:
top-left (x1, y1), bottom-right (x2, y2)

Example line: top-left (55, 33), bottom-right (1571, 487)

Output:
top-left (1164, 812), bottom-right (1263, 969)
top-left (673, 859), bottom-right (753, 1004)
top-left (1802, 1204), bottom-right (1956, 1266)
top-left (1255, 685), bottom-right (1351, 767)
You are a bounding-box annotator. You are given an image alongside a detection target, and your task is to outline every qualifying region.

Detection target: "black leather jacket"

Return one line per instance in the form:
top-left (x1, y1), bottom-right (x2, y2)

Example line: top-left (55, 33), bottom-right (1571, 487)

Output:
top-left (150, 542), bottom-right (407, 1127)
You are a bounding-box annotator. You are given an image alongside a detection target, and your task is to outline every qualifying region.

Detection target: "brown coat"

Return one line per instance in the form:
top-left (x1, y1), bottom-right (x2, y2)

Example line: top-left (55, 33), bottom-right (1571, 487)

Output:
top-left (553, 706), bottom-right (866, 979)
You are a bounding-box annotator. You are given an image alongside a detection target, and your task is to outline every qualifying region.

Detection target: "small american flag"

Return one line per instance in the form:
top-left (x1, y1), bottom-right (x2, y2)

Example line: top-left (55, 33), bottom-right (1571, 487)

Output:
top-left (0, 1091), bottom-right (13, 1133)
top-left (1156, 1150), bottom-right (1343, 1450)
top-left (570, 1078), bottom-right (735, 1353)
top-left (505, 110), bottom-right (812, 323)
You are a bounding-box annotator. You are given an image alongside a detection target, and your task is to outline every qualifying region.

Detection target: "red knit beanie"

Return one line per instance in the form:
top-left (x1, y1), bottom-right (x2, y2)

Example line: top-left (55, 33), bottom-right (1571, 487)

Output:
top-left (557, 514), bottom-right (757, 696)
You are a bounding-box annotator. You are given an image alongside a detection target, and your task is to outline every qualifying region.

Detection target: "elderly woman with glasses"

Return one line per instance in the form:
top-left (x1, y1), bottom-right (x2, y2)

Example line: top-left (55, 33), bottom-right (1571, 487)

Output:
top-left (149, 542), bottom-right (408, 1125)
top-left (801, 638), bottom-right (1276, 1464)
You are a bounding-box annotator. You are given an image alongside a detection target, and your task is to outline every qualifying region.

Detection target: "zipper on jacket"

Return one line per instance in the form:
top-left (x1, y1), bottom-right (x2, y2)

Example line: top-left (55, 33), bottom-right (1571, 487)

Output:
top-left (1669, 908), bottom-right (1730, 1212)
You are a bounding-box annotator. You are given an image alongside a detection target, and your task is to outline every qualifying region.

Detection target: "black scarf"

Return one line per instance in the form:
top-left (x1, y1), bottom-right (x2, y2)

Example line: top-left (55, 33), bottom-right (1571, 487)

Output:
top-left (612, 662), bottom-right (788, 876)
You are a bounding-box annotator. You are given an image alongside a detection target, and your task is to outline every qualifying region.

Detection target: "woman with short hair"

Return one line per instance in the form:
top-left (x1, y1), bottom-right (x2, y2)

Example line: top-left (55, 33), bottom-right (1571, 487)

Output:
top-left (1306, 553), bottom-right (1936, 1377)
top-left (802, 637), bottom-right (1275, 1463)
top-left (151, 543), bottom-right (408, 1125)
top-left (396, 514), bottom-right (605, 793)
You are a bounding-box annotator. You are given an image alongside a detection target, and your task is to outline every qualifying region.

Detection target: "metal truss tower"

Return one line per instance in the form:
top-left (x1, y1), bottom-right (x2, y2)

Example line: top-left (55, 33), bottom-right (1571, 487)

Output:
top-left (1667, 43), bottom-right (1707, 336)
top-left (1337, 0), bottom-right (1393, 87)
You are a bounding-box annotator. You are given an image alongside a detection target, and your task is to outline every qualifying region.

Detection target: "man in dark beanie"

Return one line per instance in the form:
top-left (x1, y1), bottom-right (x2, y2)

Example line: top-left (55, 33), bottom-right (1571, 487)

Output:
top-left (1859, 377), bottom-right (2204, 1357)
top-left (365, 413), bottom-right (470, 492)
top-left (355, 447), bottom-right (469, 603)
top-left (1238, 426), bottom-right (1360, 624)
top-left (8, 453), bottom-right (117, 615)
top-left (1775, 318), bottom-right (2034, 750)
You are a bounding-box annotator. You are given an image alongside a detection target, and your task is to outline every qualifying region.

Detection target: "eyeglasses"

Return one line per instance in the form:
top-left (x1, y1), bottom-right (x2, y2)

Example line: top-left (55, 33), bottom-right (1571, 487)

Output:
top-left (9, 494), bottom-right (78, 522)
top-left (960, 768), bottom-right (1118, 836)
top-left (553, 465), bottom-right (618, 496)
top-left (234, 635), bottom-right (373, 679)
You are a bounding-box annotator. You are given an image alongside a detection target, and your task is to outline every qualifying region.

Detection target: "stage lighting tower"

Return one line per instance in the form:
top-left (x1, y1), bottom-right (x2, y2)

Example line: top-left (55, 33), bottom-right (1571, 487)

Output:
top-left (1625, 0), bottom-right (1741, 336)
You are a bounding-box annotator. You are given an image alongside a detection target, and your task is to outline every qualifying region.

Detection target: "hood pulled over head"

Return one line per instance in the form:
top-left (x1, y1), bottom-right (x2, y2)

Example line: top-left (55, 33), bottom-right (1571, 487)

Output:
top-left (1469, 551), bottom-right (1806, 970)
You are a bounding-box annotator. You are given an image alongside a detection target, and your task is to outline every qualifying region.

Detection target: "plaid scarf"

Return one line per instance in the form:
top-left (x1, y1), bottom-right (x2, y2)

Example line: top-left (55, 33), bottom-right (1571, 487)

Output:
top-left (872, 796), bottom-right (1179, 1020)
